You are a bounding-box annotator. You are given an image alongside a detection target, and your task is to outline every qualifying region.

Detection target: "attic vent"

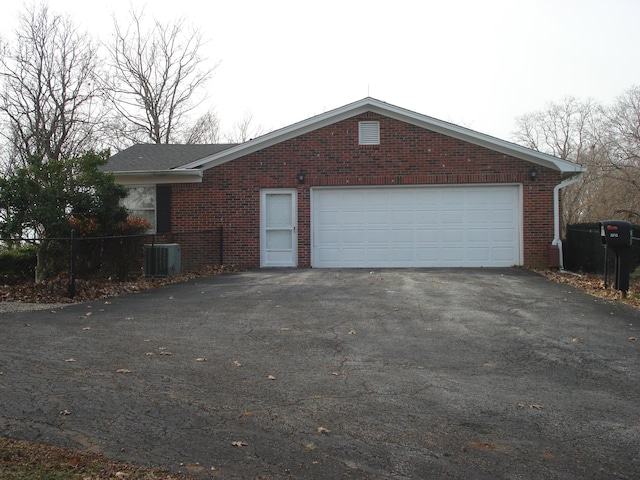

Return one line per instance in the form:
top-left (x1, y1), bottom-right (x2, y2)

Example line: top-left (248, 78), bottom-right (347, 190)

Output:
top-left (359, 121), bottom-right (380, 145)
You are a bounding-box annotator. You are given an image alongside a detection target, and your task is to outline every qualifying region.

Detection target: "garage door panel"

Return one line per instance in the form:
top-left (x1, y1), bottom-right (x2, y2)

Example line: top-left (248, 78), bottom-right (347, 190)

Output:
top-left (467, 247), bottom-right (491, 261)
top-left (491, 228), bottom-right (516, 242)
top-left (442, 210), bottom-right (465, 223)
top-left (441, 228), bottom-right (464, 242)
top-left (391, 210), bottom-right (414, 224)
top-left (312, 186), bottom-right (520, 267)
top-left (392, 229), bottom-right (414, 242)
top-left (467, 228), bottom-right (491, 242)
top-left (368, 229), bottom-right (390, 243)
top-left (416, 229), bottom-right (439, 242)
top-left (367, 210), bottom-right (389, 224)
top-left (391, 249), bottom-right (414, 262)
top-left (343, 230), bottom-right (365, 243)
top-left (493, 247), bottom-right (517, 261)
top-left (340, 211), bottom-right (366, 225)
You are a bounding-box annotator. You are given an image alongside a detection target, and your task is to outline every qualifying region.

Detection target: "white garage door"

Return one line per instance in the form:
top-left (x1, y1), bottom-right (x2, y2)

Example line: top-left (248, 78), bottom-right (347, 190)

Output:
top-left (312, 185), bottom-right (521, 268)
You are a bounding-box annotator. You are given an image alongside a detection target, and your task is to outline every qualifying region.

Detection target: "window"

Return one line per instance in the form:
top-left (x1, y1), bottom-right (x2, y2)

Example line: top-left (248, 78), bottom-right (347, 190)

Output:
top-left (359, 121), bottom-right (380, 145)
top-left (123, 186), bottom-right (156, 231)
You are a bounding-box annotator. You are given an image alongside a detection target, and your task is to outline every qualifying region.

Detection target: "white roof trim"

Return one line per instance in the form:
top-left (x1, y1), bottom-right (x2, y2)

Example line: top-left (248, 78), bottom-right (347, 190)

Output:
top-left (183, 97), bottom-right (585, 176)
top-left (112, 169), bottom-right (202, 186)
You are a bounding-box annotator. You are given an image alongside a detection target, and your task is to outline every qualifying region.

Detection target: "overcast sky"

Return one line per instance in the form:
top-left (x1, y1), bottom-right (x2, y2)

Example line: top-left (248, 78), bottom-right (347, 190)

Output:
top-left (1, 0), bottom-right (639, 141)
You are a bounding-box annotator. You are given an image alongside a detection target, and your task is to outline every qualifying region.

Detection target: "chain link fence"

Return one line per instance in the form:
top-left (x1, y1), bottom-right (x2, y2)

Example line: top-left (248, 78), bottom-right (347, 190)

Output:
top-left (0, 227), bottom-right (224, 298)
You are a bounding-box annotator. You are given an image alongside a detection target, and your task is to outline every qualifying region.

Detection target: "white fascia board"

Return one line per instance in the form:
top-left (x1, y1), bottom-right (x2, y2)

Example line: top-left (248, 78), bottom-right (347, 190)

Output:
top-left (365, 101), bottom-right (586, 176)
top-left (112, 169), bottom-right (203, 186)
top-left (184, 97), bottom-right (586, 176)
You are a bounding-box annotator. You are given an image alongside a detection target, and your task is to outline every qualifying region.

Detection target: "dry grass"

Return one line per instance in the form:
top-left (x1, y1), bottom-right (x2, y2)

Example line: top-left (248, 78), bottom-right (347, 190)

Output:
top-left (538, 269), bottom-right (640, 308)
top-left (0, 438), bottom-right (196, 479)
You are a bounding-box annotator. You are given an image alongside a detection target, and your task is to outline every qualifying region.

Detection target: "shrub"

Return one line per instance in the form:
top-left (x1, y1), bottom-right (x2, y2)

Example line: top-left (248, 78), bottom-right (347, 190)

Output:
top-left (0, 244), bottom-right (38, 285)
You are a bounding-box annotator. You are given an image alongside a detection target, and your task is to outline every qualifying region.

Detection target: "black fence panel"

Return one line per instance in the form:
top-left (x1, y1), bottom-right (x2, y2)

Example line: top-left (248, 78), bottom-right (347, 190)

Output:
top-left (564, 223), bottom-right (639, 274)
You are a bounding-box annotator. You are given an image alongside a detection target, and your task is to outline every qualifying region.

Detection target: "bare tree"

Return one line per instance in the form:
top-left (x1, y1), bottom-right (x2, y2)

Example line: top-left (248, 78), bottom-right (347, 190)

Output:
top-left (0, 3), bottom-right (104, 171)
top-left (513, 96), bottom-right (599, 161)
top-left (599, 85), bottom-right (640, 220)
top-left (183, 109), bottom-right (221, 144)
top-left (225, 111), bottom-right (265, 143)
top-left (105, 8), bottom-right (217, 145)
top-left (513, 97), bottom-right (607, 225)
top-left (513, 91), bottom-right (640, 224)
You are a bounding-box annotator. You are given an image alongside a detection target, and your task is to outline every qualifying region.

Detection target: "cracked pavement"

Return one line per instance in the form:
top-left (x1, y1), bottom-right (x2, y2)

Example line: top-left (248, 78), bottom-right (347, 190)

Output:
top-left (0, 268), bottom-right (639, 479)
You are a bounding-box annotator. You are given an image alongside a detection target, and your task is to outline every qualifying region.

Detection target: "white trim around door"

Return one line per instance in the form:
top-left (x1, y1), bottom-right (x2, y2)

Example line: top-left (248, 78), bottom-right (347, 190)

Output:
top-left (260, 189), bottom-right (298, 267)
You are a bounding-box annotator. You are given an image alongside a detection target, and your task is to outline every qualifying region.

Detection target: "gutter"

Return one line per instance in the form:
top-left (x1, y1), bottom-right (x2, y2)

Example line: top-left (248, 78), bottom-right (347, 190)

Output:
top-left (111, 169), bottom-right (203, 185)
top-left (552, 173), bottom-right (584, 270)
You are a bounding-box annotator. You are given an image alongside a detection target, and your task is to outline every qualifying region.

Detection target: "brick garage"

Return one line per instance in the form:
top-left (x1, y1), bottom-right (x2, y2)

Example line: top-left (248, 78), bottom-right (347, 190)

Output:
top-left (106, 98), bottom-right (585, 271)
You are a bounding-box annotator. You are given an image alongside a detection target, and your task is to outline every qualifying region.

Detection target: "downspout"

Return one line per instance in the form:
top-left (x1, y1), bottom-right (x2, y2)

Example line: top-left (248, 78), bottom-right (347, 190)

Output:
top-left (552, 173), bottom-right (583, 270)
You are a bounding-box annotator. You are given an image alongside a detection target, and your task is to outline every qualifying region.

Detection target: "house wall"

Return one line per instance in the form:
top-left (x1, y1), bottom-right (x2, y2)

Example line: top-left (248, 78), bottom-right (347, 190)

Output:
top-left (170, 113), bottom-right (561, 270)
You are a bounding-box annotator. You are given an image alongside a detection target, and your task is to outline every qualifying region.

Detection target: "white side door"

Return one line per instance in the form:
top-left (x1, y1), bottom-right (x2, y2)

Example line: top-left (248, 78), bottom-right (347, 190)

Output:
top-left (261, 189), bottom-right (297, 267)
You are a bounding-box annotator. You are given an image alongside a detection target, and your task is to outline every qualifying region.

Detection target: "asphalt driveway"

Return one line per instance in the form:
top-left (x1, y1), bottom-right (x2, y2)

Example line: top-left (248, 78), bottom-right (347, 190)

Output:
top-left (1, 268), bottom-right (639, 479)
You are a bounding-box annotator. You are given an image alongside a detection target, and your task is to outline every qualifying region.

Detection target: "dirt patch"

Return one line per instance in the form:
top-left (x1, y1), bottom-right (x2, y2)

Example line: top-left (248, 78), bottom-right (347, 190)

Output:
top-left (0, 437), bottom-right (196, 479)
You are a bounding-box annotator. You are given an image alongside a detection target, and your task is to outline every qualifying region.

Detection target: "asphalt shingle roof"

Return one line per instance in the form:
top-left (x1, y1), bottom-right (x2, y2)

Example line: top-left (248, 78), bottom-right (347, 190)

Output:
top-left (104, 144), bottom-right (237, 172)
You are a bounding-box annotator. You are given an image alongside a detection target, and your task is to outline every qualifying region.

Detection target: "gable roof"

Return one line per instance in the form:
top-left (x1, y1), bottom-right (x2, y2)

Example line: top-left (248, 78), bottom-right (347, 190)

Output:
top-left (106, 98), bottom-right (585, 184)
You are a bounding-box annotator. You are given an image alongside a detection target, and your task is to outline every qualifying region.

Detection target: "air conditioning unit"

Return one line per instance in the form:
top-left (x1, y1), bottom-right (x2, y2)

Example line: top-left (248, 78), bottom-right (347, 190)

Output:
top-left (144, 244), bottom-right (181, 277)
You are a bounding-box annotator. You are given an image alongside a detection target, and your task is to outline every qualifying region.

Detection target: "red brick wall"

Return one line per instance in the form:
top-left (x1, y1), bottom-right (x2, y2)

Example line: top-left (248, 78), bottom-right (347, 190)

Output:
top-left (170, 113), bottom-right (561, 270)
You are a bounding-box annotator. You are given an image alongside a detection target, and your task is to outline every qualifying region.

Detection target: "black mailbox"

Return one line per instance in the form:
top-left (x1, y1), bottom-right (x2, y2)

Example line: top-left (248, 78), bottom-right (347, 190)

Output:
top-left (600, 220), bottom-right (633, 248)
top-left (599, 220), bottom-right (633, 296)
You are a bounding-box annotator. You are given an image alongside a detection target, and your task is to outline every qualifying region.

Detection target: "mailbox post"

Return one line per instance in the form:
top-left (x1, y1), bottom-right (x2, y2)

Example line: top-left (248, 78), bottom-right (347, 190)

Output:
top-left (599, 220), bottom-right (633, 297)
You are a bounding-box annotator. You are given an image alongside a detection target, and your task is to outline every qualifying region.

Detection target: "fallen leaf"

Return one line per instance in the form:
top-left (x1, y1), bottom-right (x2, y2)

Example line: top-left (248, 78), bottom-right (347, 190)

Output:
top-left (146, 352), bottom-right (154, 356)
top-left (231, 441), bottom-right (248, 447)
top-left (629, 337), bottom-right (637, 341)
top-left (65, 358), bottom-right (76, 363)
top-left (168, 296), bottom-right (174, 300)
top-left (195, 357), bottom-right (207, 362)
top-left (280, 327), bottom-right (290, 331)
top-left (317, 427), bottom-right (331, 435)
top-left (82, 327), bottom-right (91, 331)
top-left (268, 375), bottom-right (277, 380)
top-left (104, 301), bottom-right (112, 305)
top-left (529, 404), bottom-right (544, 410)
top-left (115, 472), bottom-right (128, 478)
top-left (233, 360), bottom-right (242, 367)
top-left (159, 351), bottom-right (173, 356)
top-left (572, 337), bottom-right (580, 343)
top-left (116, 369), bottom-right (131, 374)
top-left (60, 410), bottom-right (71, 415)
top-left (330, 371), bottom-right (342, 376)
top-left (304, 442), bottom-right (316, 451)
top-left (348, 328), bottom-right (356, 335)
